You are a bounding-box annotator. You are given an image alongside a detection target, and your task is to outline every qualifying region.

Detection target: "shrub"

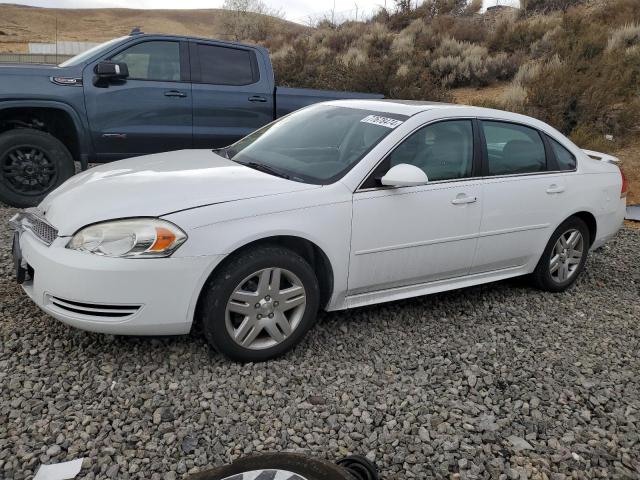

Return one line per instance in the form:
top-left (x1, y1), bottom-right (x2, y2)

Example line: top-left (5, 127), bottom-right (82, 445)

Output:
top-left (498, 84), bottom-right (528, 112)
top-left (488, 13), bottom-right (559, 53)
top-left (428, 37), bottom-right (518, 87)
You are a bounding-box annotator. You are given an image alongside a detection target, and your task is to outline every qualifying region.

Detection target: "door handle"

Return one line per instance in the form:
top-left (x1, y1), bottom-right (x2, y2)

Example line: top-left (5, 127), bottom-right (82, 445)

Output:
top-left (164, 90), bottom-right (187, 98)
top-left (451, 194), bottom-right (477, 205)
top-left (546, 184), bottom-right (565, 194)
top-left (248, 95), bottom-right (267, 103)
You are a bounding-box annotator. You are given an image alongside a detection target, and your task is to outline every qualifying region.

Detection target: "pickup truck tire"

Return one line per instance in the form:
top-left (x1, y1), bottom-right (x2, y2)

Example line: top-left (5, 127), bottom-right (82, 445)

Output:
top-left (199, 245), bottom-right (320, 362)
top-left (0, 128), bottom-right (75, 207)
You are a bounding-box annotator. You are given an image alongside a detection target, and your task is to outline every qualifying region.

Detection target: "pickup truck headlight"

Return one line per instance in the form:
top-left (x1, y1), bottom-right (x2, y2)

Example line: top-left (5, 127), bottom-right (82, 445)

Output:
top-left (67, 219), bottom-right (187, 258)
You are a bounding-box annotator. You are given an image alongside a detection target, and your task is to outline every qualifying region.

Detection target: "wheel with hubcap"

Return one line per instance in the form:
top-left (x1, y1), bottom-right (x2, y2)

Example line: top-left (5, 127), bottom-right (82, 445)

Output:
top-left (531, 217), bottom-right (590, 292)
top-left (199, 245), bottom-right (320, 362)
top-left (0, 128), bottom-right (75, 207)
top-left (188, 453), bottom-right (358, 480)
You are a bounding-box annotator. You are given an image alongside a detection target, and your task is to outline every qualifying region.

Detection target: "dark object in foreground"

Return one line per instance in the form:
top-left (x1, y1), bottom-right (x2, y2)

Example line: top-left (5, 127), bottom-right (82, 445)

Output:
top-left (188, 453), bottom-right (379, 480)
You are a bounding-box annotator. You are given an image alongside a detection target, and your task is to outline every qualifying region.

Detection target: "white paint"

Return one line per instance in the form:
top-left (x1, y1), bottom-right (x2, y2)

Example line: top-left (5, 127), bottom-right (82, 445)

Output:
top-left (34, 459), bottom-right (83, 480)
top-left (15, 100), bottom-right (626, 338)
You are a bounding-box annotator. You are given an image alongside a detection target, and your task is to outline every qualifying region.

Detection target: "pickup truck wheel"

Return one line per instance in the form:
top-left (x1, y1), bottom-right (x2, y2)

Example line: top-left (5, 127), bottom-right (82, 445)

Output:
top-left (200, 245), bottom-right (320, 362)
top-left (0, 128), bottom-right (75, 207)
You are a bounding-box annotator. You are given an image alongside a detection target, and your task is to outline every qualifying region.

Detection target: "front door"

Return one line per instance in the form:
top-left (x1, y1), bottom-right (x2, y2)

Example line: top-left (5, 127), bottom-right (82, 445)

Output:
top-left (349, 119), bottom-right (482, 295)
top-left (84, 39), bottom-right (193, 161)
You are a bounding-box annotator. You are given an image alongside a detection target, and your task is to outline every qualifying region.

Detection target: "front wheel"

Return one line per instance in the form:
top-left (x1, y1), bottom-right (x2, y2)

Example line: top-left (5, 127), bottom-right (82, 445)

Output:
top-left (531, 217), bottom-right (590, 292)
top-left (199, 245), bottom-right (320, 362)
top-left (0, 128), bottom-right (75, 207)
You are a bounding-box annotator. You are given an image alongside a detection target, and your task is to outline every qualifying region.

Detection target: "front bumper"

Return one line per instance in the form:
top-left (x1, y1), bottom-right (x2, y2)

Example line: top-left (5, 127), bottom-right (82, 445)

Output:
top-left (15, 228), bottom-right (223, 335)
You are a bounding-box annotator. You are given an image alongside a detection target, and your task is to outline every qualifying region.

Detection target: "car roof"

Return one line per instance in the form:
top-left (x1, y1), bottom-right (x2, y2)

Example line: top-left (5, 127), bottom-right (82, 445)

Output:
top-left (323, 98), bottom-right (506, 118)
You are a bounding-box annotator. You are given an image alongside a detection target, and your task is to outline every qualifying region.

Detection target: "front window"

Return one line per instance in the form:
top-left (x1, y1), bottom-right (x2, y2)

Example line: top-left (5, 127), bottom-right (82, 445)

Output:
top-left (387, 120), bottom-right (474, 182)
top-left (58, 37), bottom-right (127, 67)
top-left (111, 41), bottom-right (181, 82)
top-left (223, 105), bottom-right (408, 184)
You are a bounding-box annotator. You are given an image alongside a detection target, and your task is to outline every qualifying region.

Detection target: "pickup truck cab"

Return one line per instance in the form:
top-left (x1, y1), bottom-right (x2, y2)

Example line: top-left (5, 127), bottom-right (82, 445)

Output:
top-left (0, 32), bottom-right (382, 207)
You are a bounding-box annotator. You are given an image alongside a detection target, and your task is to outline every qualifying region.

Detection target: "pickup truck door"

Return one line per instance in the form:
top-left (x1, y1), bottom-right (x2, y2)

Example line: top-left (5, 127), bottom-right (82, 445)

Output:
top-left (83, 39), bottom-right (193, 161)
top-left (189, 41), bottom-right (274, 148)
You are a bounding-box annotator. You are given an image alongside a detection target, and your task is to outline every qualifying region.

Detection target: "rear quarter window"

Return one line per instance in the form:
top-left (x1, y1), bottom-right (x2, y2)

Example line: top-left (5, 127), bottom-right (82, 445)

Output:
top-left (548, 136), bottom-right (577, 171)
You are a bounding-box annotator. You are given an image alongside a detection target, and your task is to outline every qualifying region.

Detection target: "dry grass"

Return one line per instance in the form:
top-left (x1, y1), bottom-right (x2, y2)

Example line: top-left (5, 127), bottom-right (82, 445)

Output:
top-left (450, 82), bottom-right (510, 105)
top-left (0, 4), bottom-right (302, 49)
top-left (614, 136), bottom-right (640, 205)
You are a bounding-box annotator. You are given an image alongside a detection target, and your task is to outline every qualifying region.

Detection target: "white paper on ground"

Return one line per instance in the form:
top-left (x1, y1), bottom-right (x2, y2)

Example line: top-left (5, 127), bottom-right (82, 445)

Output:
top-left (34, 458), bottom-right (84, 480)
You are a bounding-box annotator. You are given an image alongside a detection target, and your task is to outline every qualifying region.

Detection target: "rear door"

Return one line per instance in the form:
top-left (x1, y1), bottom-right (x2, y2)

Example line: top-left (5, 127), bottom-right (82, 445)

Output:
top-left (470, 120), bottom-right (571, 274)
top-left (190, 41), bottom-right (273, 148)
top-left (84, 39), bottom-right (193, 160)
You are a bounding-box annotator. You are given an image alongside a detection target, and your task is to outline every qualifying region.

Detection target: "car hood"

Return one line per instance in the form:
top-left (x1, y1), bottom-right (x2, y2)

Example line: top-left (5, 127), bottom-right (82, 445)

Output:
top-left (39, 149), bottom-right (319, 235)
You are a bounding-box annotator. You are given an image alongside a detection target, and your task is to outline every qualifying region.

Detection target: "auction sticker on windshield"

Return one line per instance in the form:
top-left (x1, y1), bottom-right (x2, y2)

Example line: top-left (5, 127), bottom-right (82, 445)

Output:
top-left (360, 115), bottom-right (404, 128)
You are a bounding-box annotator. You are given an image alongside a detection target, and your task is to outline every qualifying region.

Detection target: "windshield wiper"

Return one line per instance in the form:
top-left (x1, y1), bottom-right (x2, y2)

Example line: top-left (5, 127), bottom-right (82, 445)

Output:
top-left (239, 161), bottom-right (294, 181)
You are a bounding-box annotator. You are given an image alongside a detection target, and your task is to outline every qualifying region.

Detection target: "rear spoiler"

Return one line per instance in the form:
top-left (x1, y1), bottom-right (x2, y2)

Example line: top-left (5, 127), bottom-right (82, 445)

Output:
top-left (582, 149), bottom-right (620, 164)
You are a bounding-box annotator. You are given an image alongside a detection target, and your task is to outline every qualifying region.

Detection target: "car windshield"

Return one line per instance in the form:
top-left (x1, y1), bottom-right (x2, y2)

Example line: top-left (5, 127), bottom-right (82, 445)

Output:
top-left (58, 37), bottom-right (128, 67)
top-left (222, 104), bottom-right (408, 184)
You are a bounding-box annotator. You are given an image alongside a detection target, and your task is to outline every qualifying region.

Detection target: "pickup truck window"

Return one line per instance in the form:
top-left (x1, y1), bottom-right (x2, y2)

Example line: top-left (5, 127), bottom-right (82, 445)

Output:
top-left (111, 41), bottom-right (181, 82)
top-left (196, 44), bottom-right (257, 85)
top-left (224, 104), bottom-right (408, 185)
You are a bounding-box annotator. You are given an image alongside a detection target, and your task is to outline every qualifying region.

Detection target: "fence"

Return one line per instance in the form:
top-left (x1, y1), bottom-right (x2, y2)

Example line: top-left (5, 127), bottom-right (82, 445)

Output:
top-left (0, 53), bottom-right (73, 64)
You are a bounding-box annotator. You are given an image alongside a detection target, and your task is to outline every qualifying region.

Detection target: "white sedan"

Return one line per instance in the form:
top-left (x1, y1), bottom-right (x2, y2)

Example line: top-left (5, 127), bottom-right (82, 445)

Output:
top-left (10, 100), bottom-right (627, 362)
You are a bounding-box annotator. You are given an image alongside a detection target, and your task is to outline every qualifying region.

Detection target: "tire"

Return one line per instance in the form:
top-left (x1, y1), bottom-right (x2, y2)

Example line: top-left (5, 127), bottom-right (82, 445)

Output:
top-left (199, 245), bottom-right (320, 362)
top-left (531, 216), bottom-right (590, 292)
top-left (0, 128), bottom-right (75, 207)
top-left (188, 453), bottom-right (354, 480)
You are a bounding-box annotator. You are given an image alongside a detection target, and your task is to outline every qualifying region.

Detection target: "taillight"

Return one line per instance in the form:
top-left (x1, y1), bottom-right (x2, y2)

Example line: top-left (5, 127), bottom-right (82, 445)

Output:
top-left (620, 168), bottom-right (628, 198)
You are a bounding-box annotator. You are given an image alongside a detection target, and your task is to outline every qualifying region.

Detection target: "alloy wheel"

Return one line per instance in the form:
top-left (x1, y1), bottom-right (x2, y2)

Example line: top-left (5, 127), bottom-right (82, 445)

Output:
top-left (1, 145), bottom-right (57, 196)
top-left (549, 228), bottom-right (584, 283)
top-left (225, 267), bottom-right (307, 350)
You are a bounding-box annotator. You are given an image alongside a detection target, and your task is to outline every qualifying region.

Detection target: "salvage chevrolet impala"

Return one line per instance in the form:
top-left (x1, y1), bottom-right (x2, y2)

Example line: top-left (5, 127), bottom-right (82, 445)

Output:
top-left (10, 100), bottom-right (627, 362)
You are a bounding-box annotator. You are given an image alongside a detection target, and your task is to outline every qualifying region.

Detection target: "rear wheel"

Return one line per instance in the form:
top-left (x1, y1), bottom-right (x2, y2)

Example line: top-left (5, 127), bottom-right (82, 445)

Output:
top-left (531, 217), bottom-right (590, 292)
top-left (199, 245), bottom-right (320, 362)
top-left (0, 128), bottom-right (75, 207)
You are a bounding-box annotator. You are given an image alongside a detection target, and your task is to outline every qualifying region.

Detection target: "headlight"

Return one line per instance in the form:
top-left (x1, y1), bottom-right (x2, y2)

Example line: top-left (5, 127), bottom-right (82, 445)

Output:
top-left (67, 218), bottom-right (187, 258)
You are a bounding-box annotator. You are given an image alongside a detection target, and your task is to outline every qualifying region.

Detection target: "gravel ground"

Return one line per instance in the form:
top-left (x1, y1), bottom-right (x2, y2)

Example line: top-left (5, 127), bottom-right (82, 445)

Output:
top-left (1, 202), bottom-right (639, 480)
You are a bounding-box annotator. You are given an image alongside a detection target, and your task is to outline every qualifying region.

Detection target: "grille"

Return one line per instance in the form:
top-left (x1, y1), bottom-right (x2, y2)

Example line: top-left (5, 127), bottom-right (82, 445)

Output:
top-left (27, 215), bottom-right (58, 245)
top-left (48, 296), bottom-right (141, 318)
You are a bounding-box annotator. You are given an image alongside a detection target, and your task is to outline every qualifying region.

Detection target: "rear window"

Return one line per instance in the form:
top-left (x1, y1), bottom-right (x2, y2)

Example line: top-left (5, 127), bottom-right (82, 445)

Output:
top-left (482, 121), bottom-right (547, 176)
top-left (196, 44), bottom-right (257, 85)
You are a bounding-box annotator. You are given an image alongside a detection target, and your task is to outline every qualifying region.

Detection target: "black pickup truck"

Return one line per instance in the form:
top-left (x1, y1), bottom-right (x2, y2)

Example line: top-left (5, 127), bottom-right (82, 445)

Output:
top-left (0, 32), bottom-right (381, 207)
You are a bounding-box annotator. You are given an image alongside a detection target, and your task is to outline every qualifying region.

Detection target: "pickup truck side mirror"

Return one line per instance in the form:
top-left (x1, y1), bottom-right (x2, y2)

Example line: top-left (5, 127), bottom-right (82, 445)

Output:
top-left (93, 61), bottom-right (129, 87)
top-left (380, 163), bottom-right (429, 187)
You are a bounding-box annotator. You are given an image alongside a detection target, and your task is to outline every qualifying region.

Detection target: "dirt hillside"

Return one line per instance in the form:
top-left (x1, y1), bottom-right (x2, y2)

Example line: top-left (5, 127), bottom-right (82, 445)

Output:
top-left (0, 3), bottom-right (303, 47)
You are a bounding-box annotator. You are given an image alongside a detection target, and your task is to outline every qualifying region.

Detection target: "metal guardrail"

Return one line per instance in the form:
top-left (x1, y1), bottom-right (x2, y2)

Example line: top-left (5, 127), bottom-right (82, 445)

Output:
top-left (0, 53), bottom-right (73, 64)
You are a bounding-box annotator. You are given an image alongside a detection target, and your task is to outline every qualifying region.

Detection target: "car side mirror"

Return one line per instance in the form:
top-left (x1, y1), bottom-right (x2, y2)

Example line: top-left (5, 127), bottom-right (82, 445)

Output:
top-left (380, 164), bottom-right (429, 187)
top-left (93, 61), bottom-right (129, 87)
